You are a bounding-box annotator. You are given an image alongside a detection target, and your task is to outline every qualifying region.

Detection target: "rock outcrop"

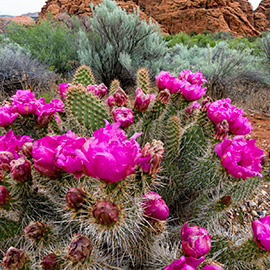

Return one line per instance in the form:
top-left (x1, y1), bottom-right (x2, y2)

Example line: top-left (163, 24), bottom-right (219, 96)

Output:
top-left (38, 0), bottom-right (267, 36)
top-left (256, 0), bottom-right (270, 31)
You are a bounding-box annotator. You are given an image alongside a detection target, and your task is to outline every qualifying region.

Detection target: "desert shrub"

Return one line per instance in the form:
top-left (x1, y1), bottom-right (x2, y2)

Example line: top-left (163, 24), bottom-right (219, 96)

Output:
top-left (4, 18), bottom-right (78, 74)
top-left (162, 41), bottom-right (268, 101)
top-left (77, 0), bottom-right (168, 87)
top-left (0, 43), bottom-right (57, 99)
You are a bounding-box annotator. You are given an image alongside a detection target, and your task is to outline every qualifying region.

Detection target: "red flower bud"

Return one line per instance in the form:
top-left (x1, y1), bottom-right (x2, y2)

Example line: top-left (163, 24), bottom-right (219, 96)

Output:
top-left (0, 151), bottom-right (15, 171)
top-left (1, 247), bottom-right (28, 270)
top-left (22, 142), bottom-right (33, 158)
top-left (10, 158), bottom-right (32, 182)
top-left (93, 201), bottom-right (120, 227)
top-left (214, 119), bottom-right (229, 141)
top-left (0, 185), bottom-right (10, 207)
top-left (113, 87), bottom-right (127, 106)
top-left (65, 187), bottom-right (86, 209)
top-left (68, 233), bottom-right (92, 262)
top-left (42, 253), bottom-right (59, 270)
top-left (24, 221), bottom-right (46, 240)
top-left (201, 96), bottom-right (213, 112)
top-left (157, 89), bottom-right (171, 104)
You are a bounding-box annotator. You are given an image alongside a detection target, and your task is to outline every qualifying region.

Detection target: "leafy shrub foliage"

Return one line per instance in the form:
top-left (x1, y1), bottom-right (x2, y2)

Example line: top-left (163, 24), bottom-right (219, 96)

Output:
top-left (4, 18), bottom-right (78, 74)
top-left (77, 0), bottom-right (168, 87)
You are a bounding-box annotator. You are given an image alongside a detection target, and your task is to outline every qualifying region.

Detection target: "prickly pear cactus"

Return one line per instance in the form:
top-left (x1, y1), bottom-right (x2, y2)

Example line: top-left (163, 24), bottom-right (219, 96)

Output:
top-left (0, 65), bottom-right (269, 270)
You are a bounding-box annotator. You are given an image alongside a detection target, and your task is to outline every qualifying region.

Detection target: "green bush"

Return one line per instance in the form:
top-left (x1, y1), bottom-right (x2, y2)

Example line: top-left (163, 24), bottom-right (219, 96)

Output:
top-left (5, 18), bottom-right (78, 74)
top-left (77, 0), bottom-right (168, 87)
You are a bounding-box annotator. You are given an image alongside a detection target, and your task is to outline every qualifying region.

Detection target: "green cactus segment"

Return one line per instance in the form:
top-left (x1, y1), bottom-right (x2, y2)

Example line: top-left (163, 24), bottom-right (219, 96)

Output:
top-left (73, 65), bottom-right (96, 87)
top-left (144, 99), bottom-right (166, 124)
top-left (110, 79), bottom-right (121, 95)
top-left (0, 217), bottom-right (21, 240)
top-left (211, 236), bottom-right (268, 268)
top-left (165, 116), bottom-right (181, 159)
top-left (137, 68), bottom-right (150, 94)
top-left (66, 85), bottom-right (109, 131)
top-left (197, 109), bottom-right (215, 138)
top-left (48, 114), bottom-right (61, 134)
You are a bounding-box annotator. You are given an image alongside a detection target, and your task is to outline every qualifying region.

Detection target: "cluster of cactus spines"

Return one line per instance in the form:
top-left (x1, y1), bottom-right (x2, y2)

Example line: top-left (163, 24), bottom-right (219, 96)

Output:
top-left (137, 67), bottom-right (150, 94)
top-left (1, 64), bottom-right (269, 270)
top-left (109, 79), bottom-right (121, 95)
top-left (72, 65), bottom-right (96, 87)
top-left (65, 85), bottom-right (109, 133)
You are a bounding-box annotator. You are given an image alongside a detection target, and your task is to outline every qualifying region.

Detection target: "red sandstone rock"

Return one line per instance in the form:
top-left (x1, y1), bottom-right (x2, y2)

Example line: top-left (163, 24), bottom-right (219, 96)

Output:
top-left (256, 0), bottom-right (270, 31)
top-left (0, 16), bottom-right (35, 25)
top-left (38, 0), bottom-right (264, 36)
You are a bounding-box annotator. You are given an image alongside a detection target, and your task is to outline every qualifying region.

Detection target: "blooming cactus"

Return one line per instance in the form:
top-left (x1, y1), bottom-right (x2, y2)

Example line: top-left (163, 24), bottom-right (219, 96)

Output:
top-left (86, 83), bottom-right (108, 98)
top-left (214, 136), bottom-right (264, 179)
top-left (181, 223), bottom-right (211, 258)
top-left (162, 256), bottom-right (205, 270)
top-left (0, 105), bottom-right (18, 127)
top-left (75, 121), bottom-right (142, 184)
top-left (112, 107), bottom-right (134, 128)
top-left (252, 215), bottom-right (270, 251)
top-left (179, 80), bottom-right (206, 101)
top-left (179, 69), bottom-right (207, 85)
top-left (142, 191), bottom-right (169, 221)
top-left (155, 71), bottom-right (181, 94)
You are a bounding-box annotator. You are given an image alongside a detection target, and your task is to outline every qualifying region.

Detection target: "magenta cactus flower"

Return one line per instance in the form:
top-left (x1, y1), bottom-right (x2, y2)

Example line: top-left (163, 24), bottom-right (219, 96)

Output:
top-left (202, 265), bottom-right (223, 270)
top-left (0, 105), bottom-right (19, 127)
top-left (42, 253), bottom-right (59, 270)
top-left (86, 83), bottom-right (108, 98)
top-left (106, 95), bottom-right (115, 107)
top-left (65, 187), bottom-right (86, 209)
top-left (11, 89), bottom-right (37, 115)
top-left (179, 81), bottom-right (206, 101)
top-left (0, 185), bottom-right (10, 207)
top-left (252, 215), bottom-right (270, 251)
top-left (0, 130), bottom-right (33, 159)
top-left (68, 233), bottom-right (92, 262)
top-left (92, 201), bottom-right (120, 226)
top-left (186, 101), bottom-right (201, 115)
top-left (142, 191), bottom-right (169, 221)
top-left (156, 71), bottom-right (171, 90)
top-left (134, 88), bottom-right (155, 113)
top-left (207, 98), bottom-right (252, 135)
top-left (214, 136), bottom-right (264, 179)
top-left (76, 121), bottom-right (142, 184)
top-left (179, 70), bottom-right (207, 85)
top-left (181, 223), bottom-right (211, 258)
top-left (32, 135), bottom-right (62, 178)
top-left (162, 256), bottom-right (205, 270)
top-left (112, 107), bottom-right (134, 128)
top-left (58, 83), bottom-right (70, 99)
top-left (55, 131), bottom-right (86, 176)
top-left (10, 157), bottom-right (32, 182)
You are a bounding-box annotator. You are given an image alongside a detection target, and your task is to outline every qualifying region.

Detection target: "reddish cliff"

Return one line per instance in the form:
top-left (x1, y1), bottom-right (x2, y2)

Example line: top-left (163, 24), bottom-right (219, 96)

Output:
top-left (39, 0), bottom-right (264, 36)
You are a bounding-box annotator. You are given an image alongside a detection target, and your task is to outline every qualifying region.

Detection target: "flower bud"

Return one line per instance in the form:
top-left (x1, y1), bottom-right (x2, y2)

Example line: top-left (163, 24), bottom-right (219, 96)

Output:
top-left (221, 195), bottom-right (232, 207)
top-left (1, 247), bottom-right (28, 270)
top-left (68, 233), bottom-right (92, 262)
top-left (113, 86), bottom-right (127, 106)
top-left (65, 187), bottom-right (86, 209)
top-left (139, 140), bottom-right (165, 175)
top-left (157, 89), bottom-right (171, 104)
top-left (0, 151), bottom-right (15, 171)
top-left (142, 191), bottom-right (169, 221)
top-left (10, 158), bottom-right (32, 182)
top-left (42, 253), bottom-right (59, 270)
top-left (181, 223), bottom-right (211, 258)
top-left (0, 185), bottom-right (10, 207)
top-left (201, 96), bottom-right (213, 112)
top-left (106, 95), bottom-right (115, 107)
top-left (24, 221), bottom-right (46, 240)
top-left (93, 201), bottom-right (120, 226)
top-left (134, 88), bottom-right (155, 113)
top-left (214, 119), bottom-right (229, 140)
top-left (22, 142), bottom-right (33, 158)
